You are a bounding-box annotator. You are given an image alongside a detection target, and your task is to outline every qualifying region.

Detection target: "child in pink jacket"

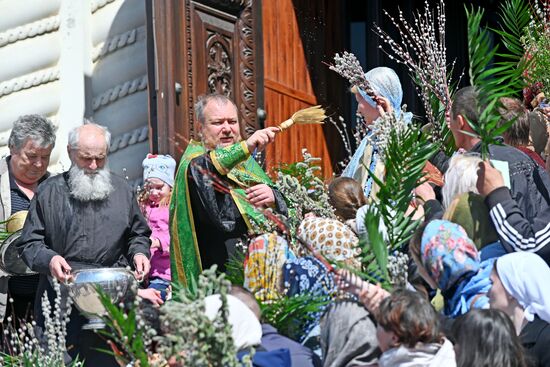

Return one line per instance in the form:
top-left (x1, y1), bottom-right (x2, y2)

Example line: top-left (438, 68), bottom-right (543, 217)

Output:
top-left (139, 154), bottom-right (176, 301)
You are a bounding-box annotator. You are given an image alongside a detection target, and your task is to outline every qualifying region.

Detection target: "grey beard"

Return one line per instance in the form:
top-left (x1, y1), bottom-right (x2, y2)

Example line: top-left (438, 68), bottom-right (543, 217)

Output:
top-left (68, 165), bottom-right (113, 201)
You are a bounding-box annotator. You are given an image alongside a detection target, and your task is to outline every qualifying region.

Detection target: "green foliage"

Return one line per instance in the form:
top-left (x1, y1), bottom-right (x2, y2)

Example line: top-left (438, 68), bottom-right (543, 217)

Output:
top-left (259, 293), bottom-right (329, 341)
top-left (492, 0), bottom-right (532, 90)
top-left (225, 251), bottom-right (246, 286)
top-left (465, 0), bottom-right (531, 158)
top-left (521, 1), bottom-right (550, 97)
top-left (97, 288), bottom-right (152, 367)
top-left (357, 117), bottom-right (439, 289)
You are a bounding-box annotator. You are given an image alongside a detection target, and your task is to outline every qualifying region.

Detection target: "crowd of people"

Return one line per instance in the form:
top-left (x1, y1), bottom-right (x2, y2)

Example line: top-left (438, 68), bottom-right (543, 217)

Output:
top-left (0, 62), bottom-right (549, 366)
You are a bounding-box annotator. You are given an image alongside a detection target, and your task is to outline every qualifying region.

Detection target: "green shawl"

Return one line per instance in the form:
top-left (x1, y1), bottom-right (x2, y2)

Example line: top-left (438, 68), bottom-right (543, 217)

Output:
top-left (169, 140), bottom-right (274, 289)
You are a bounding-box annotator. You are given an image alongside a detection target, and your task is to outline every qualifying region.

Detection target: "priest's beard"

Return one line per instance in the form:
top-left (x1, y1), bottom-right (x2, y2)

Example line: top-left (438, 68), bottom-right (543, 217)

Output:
top-left (68, 165), bottom-right (113, 201)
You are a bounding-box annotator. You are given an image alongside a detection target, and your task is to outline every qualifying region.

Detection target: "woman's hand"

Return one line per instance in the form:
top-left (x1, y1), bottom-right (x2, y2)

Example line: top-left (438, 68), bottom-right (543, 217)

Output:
top-left (374, 96), bottom-right (393, 117)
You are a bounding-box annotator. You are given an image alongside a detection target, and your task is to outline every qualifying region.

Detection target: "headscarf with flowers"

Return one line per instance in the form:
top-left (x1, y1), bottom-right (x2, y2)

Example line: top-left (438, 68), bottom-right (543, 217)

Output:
top-left (282, 256), bottom-right (336, 342)
top-left (421, 220), bottom-right (495, 317)
top-left (244, 233), bottom-right (295, 302)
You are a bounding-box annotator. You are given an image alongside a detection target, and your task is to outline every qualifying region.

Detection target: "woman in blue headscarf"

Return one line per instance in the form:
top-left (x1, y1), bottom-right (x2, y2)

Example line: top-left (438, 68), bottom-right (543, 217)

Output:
top-left (342, 67), bottom-right (412, 199)
top-left (409, 219), bottom-right (495, 318)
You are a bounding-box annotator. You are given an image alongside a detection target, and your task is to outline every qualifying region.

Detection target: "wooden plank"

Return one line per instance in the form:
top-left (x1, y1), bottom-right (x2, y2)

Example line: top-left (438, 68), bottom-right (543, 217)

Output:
top-left (264, 78), bottom-right (317, 105)
top-left (262, 0), bottom-right (345, 178)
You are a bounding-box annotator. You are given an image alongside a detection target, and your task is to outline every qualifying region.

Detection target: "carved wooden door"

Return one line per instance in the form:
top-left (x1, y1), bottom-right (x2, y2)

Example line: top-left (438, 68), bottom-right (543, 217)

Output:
top-left (149, 0), bottom-right (262, 160)
top-left (261, 0), bottom-right (345, 177)
top-left (149, 0), bottom-right (345, 175)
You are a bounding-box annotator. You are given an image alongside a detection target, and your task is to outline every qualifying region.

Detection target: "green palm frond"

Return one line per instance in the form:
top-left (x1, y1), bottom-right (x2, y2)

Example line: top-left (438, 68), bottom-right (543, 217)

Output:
top-left (259, 293), bottom-right (329, 341)
top-left (354, 120), bottom-right (439, 290)
top-left (374, 126), bottom-right (439, 246)
top-left (97, 288), bottom-right (151, 367)
top-left (466, 5), bottom-right (499, 90)
top-left (493, 0), bottom-right (531, 58)
top-left (465, 0), bottom-right (531, 158)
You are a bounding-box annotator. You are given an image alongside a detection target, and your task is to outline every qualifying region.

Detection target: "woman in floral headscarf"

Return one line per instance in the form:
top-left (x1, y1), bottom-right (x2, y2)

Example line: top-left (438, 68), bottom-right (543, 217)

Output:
top-left (244, 233), bottom-right (295, 302)
top-left (342, 67), bottom-right (412, 199)
top-left (409, 219), bottom-right (495, 318)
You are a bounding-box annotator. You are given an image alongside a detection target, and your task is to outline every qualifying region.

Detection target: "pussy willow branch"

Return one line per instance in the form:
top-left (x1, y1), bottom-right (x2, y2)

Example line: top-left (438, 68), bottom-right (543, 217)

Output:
top-left (373, 0), bottom-right (460, 133)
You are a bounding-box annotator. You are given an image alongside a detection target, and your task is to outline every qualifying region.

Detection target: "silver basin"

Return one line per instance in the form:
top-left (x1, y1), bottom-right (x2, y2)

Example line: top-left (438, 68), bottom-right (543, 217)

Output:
top-left (67, 267), bottom-right (137, 329)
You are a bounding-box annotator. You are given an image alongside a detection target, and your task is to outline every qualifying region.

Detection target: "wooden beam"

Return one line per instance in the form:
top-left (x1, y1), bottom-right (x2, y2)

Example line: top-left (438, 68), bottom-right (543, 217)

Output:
top-left (264, 77), bottom-right (317, 105)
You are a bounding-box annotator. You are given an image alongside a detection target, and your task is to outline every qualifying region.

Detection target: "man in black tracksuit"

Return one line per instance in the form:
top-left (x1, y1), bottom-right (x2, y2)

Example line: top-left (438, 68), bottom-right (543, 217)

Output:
top-left (477, 160), bottom-right (550, 264)
top-left (427, 87), bottom-right (550, 221)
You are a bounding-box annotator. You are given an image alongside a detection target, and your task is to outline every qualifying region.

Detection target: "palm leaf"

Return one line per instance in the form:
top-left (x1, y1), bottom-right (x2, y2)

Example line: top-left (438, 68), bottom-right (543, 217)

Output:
top-left (225, 251), bottom-right (246, 286)
top-left (259, 293), bottom-right (329, 341)
top-left (465, 0), bottom-right (531, 159)
top-left (353, 119), bottom-right (439, 290)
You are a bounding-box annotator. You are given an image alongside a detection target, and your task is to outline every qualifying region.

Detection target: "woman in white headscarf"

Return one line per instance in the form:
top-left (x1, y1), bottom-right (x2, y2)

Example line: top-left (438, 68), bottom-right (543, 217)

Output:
top-left (489, 252), bottom-right (550, 367)
top-left (204, 294), bottom-right (263, 351)
top-left (341, 67), bottom-right (412, 199)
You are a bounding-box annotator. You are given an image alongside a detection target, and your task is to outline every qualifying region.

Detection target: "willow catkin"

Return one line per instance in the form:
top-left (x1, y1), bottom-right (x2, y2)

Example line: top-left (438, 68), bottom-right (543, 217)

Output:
top-left (329, 51), bottom-right (377, 100)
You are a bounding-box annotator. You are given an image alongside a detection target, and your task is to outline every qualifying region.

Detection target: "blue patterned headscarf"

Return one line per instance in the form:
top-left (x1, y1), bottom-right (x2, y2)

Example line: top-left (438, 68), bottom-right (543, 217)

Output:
top-left (282, 256), bottom-right (336, 342)
top-left (421, 220), bottom-right (495, 317)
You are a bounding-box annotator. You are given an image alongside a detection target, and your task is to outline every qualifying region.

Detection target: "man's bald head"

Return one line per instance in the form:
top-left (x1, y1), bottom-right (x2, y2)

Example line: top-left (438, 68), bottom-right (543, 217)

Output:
top-left (67, 122), bottom-right (111, 173)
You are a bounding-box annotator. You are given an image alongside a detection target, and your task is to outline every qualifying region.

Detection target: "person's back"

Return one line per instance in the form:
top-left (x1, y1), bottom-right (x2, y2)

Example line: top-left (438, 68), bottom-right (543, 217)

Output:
top-left (230, 285), bottom-right (321, 367)
top-left (452, 309), bottom-right (528, 367)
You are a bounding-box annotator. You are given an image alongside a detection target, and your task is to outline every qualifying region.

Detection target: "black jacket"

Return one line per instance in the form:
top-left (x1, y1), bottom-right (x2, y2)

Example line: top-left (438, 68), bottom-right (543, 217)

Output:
top-left (521, 317), bottom-right (550, 367)
top-left (17, 172), bottom-right (151, 273)
top-left (486, 187), bottom-right (550, 264)
top-left (188, 154), bottom-right (287, 271)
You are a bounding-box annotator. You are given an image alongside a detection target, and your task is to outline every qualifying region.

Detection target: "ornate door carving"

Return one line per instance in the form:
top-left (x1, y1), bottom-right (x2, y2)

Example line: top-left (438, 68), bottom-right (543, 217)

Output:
top-left (149, 0), bottom-right (262, 159)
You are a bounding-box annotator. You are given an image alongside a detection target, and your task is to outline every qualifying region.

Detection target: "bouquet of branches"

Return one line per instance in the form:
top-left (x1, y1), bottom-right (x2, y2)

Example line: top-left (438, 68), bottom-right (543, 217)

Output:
top-left (99, 266), bottom-right (252, 367)
top-left (0, 280), bottom-right (83, 367)
top-left (373, 0), bottom-right (459, 154)
top-left (273, 149), bottom-right (335, 244)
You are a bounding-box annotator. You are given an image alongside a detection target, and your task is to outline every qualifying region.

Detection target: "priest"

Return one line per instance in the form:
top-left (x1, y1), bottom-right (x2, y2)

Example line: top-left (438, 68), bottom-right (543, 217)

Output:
top-left (170, 94), bottom-right (288, 289)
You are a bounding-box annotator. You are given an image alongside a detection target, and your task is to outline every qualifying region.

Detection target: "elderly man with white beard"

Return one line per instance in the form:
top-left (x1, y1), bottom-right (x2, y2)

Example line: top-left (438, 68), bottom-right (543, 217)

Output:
top-left (17, 122), bottom-right (151, 366)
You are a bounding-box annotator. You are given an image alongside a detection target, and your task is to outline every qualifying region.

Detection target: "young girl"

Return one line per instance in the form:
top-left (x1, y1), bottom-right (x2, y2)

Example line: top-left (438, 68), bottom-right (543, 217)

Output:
top-left (375, 289), bottom-right (456, 367)
top-left (139, 154), bottom-right (176, 301)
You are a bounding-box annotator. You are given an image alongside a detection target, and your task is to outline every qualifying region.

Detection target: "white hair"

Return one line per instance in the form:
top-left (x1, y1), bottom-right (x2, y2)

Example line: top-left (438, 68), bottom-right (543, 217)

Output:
top-left (442, 154), bottom-right (482, 209)
top-left (68, 120), bottom-right (111, 151)
top-left (68, 164), bottom-right (113, 201)
top-left (9, 114), bottom-right (57, 150)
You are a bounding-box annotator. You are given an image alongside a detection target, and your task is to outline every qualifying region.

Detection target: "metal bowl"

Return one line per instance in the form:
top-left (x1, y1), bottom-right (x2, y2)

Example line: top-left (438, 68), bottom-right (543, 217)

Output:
top-left (67, 267), bottom-right (137, 329)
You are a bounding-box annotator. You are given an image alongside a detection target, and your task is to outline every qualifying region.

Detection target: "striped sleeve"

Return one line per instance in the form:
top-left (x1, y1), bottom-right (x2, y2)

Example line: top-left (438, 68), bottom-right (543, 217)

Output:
top-left (486, 187), bottom-right (550, 261)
